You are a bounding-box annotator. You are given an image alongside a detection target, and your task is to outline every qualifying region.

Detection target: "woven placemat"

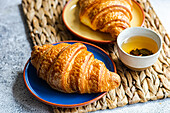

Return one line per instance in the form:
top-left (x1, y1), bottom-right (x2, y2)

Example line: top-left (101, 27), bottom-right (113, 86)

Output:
top-left (22, 0), bottom-right (170, 112)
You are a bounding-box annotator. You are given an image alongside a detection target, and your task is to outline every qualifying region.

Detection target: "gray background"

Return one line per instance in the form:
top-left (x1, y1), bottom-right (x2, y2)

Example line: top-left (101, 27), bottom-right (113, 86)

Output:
top-left (0, 0), bottom-right (169, 113)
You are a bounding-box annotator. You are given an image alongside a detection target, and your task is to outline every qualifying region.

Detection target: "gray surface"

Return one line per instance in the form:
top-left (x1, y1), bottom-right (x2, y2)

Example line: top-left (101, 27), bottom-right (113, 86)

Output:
top-left (0, 0), bottom-right (169, 113)
top-left (0, 0), bottom-right (52, 113)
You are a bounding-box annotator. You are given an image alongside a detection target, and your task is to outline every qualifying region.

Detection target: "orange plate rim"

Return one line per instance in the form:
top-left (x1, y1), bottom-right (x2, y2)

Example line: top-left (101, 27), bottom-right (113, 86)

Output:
top-left (23, 40), bottom-right (117, 108)
top-left (62, 0), bottom-right (145, 44)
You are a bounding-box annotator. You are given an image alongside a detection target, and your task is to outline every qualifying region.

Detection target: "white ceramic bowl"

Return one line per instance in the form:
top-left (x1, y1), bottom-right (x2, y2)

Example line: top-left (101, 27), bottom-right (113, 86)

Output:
top-left (117, 27), bottom-right (162, 71)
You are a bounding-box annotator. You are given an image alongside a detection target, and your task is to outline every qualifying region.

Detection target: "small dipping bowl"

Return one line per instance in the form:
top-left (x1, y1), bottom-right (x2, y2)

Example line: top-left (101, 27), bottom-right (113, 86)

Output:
top-left (117, 27), bottom-right (162, 71)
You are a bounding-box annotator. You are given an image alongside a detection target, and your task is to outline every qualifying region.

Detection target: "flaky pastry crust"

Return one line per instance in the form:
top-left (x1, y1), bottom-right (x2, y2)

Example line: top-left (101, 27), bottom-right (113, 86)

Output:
top-left (79, 0), bottom-right (133, 40)
top-left (31, 43), bottom-right (120, 93)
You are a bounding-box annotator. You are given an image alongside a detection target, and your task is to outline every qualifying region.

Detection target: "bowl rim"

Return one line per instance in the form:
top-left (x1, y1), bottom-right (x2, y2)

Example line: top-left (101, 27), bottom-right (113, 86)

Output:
top-left (117, 27), bottom-right (162, 58)
top-left (23, 40), bottom-right (117, 108)
top-left (62, 0), bottom-right (145, 44)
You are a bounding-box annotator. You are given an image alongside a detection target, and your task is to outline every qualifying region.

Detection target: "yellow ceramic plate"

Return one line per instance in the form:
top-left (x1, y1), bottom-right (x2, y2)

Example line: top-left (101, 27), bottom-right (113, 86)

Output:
top-left (63, 0), bottom-right (145, 43)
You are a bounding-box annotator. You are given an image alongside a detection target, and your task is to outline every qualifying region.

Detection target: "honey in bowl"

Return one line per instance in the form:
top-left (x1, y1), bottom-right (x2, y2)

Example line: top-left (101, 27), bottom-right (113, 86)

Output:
top-left (121, 36), bottom-right (158, 56)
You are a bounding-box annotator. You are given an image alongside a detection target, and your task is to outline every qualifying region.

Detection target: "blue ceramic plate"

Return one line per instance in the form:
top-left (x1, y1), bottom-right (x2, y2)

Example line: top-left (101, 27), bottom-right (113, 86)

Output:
top-left (23, 41), bottom-right (116, 108)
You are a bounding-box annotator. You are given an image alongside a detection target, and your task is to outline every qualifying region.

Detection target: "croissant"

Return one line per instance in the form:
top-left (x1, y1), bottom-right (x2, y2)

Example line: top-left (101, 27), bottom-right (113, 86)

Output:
top-left (31, 43), bottom-right (120, 94)
top-left (79, 0), bottom-right (133, 40)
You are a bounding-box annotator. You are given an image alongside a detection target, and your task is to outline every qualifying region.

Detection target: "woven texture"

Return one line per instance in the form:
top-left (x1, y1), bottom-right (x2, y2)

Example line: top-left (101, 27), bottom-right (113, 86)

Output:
top-left (22, 0), bottom-right (170, 112)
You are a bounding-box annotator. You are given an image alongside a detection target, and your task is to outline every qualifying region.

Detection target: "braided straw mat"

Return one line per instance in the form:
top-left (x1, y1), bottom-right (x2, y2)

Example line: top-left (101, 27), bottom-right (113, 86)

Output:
top-left (22, 0), bottom-right (170, 112)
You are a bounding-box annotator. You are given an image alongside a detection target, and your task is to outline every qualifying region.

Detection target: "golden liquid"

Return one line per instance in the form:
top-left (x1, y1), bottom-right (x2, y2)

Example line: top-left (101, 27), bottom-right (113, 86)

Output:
top-left (121, 36), bottom-right (158, 54)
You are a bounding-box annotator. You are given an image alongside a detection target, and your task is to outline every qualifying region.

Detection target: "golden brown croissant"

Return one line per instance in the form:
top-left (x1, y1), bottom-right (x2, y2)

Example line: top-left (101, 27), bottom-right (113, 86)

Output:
top-left (31, 43), bottom-right (120, 93)
top-left (79, 0), bottom-right (133, 40)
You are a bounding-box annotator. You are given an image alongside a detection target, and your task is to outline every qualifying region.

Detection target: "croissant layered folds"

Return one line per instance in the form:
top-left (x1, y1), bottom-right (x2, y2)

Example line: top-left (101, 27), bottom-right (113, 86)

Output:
top-left (79, 0), bottom-right (133, 40)
top-left (31, 43), bottom-right (120, 93)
